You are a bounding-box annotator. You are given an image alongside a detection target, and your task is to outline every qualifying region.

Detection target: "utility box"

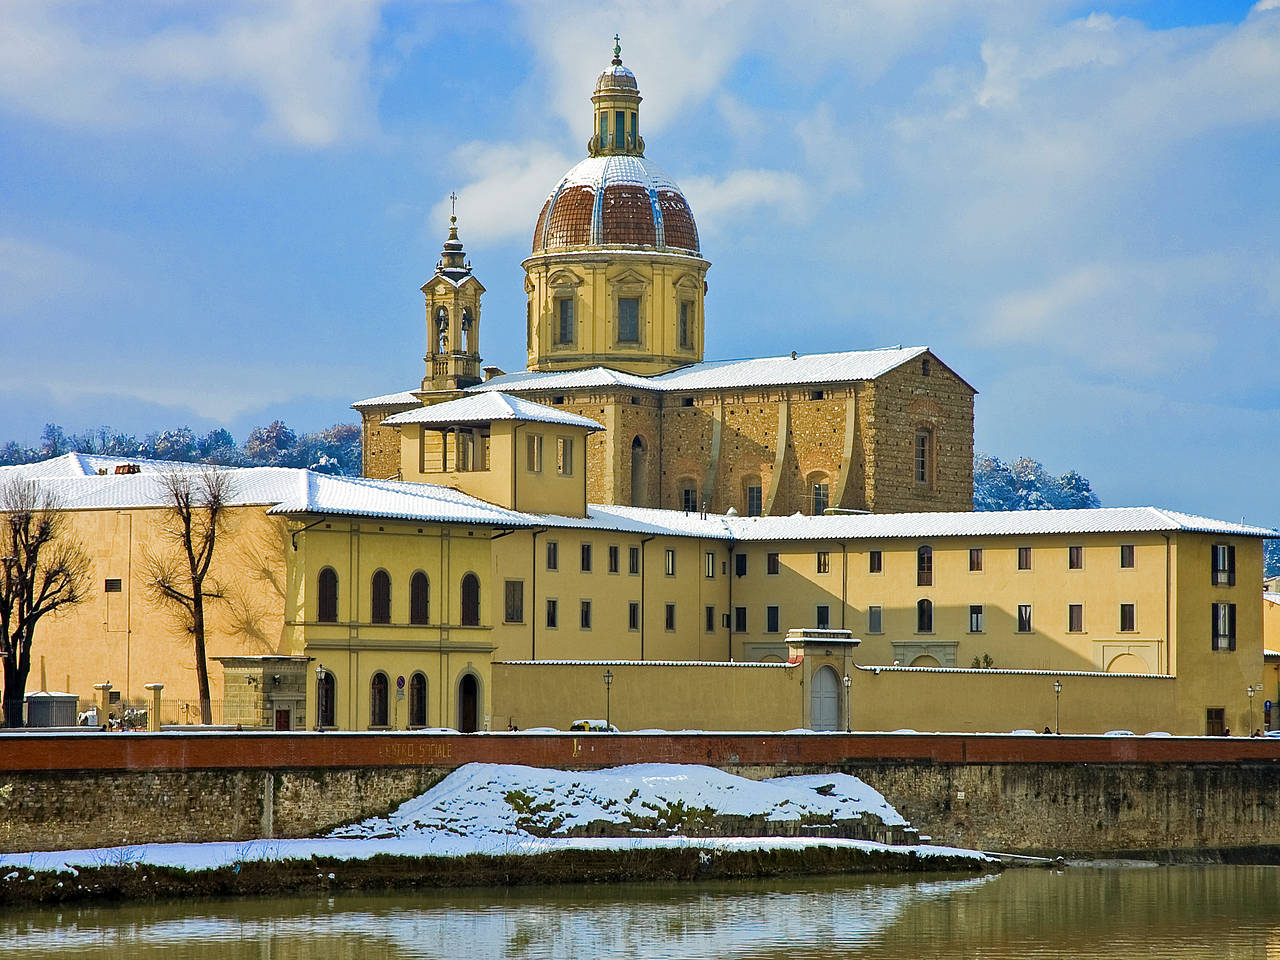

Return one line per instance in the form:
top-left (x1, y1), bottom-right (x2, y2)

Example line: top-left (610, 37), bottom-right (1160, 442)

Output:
top-left (25, 691), bottom-right (79, 727)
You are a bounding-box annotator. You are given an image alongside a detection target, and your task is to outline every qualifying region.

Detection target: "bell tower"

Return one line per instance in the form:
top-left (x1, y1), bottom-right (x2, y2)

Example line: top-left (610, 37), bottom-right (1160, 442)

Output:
top-left (422, 198), bottom-right (485, 392)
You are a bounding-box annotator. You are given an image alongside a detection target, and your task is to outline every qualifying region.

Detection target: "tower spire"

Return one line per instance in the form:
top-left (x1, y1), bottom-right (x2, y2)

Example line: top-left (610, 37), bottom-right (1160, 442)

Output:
top-left (437, 192), bottom-right (470, 279)
top-left (612, 34), bottom-right (622, 65)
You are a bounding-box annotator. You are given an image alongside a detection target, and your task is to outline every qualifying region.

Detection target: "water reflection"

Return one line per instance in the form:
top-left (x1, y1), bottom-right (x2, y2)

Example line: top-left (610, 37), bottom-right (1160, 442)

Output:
top-left (5, 866), bottom-right (1280, 959)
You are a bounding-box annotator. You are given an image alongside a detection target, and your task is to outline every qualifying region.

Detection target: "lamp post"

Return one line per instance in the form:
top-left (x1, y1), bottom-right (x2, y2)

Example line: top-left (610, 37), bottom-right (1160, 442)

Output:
top-left (603, 669), bottom-right (614, 731)
top-left (1248, 686), bottom-right (1256, 734)
top-left (1053, 680), bottom-right (1062, 735)
top-left (316, 664), bottom-right (325, 732)
top-left (843, 674), bottom-right (852, 733)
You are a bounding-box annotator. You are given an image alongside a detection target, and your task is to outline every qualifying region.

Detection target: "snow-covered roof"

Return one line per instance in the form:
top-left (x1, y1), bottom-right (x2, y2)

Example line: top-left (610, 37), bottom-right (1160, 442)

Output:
top-left (0, 452), bottom-right (208, 478)
top-left (721, 507), bottom-right (1278, 542)
top-left (467, 346), bottom-right (966, 396)
top-left (1265, 592), bottom-right (1280, 606)
top-left (350, 390), bottom-right (420, 410)
top-left (4, 456), bottom-right (1273, 543)
top-left (381, 392), bottom-right (603, 431)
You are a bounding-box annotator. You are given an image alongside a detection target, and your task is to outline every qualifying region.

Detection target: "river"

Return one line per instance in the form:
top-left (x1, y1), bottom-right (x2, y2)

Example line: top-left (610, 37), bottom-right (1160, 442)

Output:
top-left (4, 865), bottom-right (1278, 958)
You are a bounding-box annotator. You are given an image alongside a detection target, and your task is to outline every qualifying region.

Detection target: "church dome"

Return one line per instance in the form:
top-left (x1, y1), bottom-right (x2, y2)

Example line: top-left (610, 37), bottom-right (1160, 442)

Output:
top-left (531, 154), bottom-right (701, 255)
top-left (595, 63), bottom-right (637, 93)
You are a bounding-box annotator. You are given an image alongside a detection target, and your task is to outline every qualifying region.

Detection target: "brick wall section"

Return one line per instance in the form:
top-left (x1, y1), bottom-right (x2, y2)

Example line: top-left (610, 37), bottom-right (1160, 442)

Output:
top-left (865, 355), bottom-right (974, 513)
top-left (360, 406), bottom-right (415, 480)
top-left (3, 734), bottom-right (1280, 855)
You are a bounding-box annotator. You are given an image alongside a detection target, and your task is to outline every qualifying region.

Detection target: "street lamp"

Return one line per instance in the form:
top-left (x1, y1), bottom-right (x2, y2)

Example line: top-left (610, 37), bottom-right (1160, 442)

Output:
top-left (316, 664), bottom-right (326, 732)
top-left (843, 674), bottom-right (852, 733)
top-left (603, 669), bottom-right (614, 730)
top-left (1248, 686), bottom-right (1256, 734)
top-left (1053, 680), bottom-right (1062, 735)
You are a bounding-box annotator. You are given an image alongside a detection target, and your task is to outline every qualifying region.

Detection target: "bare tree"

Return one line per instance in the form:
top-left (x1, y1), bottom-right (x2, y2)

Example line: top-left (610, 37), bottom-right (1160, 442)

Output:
top-left (142, 468), bottom-right (236, 724)
top-left (0, 478), bottom-right (92, 728)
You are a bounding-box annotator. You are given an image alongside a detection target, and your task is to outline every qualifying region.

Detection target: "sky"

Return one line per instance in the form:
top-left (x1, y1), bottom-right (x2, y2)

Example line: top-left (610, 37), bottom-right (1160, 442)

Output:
top-left (2, 0), bottom-right (1278, 523)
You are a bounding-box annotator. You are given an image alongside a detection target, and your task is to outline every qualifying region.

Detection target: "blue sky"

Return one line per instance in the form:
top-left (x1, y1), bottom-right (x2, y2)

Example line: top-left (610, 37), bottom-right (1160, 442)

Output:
top-left (2, 0), bottom-right (1277, 523)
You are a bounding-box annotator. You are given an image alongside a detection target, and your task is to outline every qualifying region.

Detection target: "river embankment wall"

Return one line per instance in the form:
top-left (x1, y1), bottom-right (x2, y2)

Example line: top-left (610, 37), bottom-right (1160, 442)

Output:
top-left (1, 732), bottom-right (1278, 857)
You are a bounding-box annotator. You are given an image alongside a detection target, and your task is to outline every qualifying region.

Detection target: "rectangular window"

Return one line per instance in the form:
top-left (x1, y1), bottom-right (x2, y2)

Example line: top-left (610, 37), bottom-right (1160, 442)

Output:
top-left (556, 297), bottom-right (574, 345)
top-left (1069, 545), bottom-right (1083, 570)
top-left (734, 606), bottom-right (748, 633)
top-left (609, 545), bottom-right (620, 574)
top-left (665, 603), bottom-right (676, 631)
top-left (504, 580), bottom-right (524, 623)
top-left (580, 600), bottom-right (592, 630)
top-left (868, 605), bottom-right (883, 633)
top-left (618, 296), bottom-right (640, 342)
top-left (817, 551), bottom-right (830, 574)
top-left (679, 301), bottom-right (691, 347)
top-left (1018, 546), bottom-right (1032, 570)
top-left (526, 434), bottom-right (543, 473)
top-left (811, 482), bottom-right (829, 515)
top-left (580, 543), bottom-right (592, 572)
top-left (735, 553), bottom-right (747, 577)
top-left (766, 605), bottom-right (780, 633)
top-left (104, 578), bottom-right (123, 593)
top-left (767, 552), bottom-right (780, 575)
top-left (1120, 603), bottom-right (1135, 632)
top-left (914, 431), bottom-right (930, 484)
top-left (705, 551), bottom-right (716, 578)
top-left (969, 548), bottom-right (983, 572)
top-left (1206, 707), bottom-right (1226, 737)
top-left (546, 540), bottom-right (558, 571)
top-left (816, 605), bottom-right (830, 629)
top-left (1120, 544), bottom-right (1135, 568)
top-left (629, 546), bottom-right (640, 575)
top-left (614, 109), bottom-right (625, 146)
top-left (1018, 604), bottom-right (1033, 633)
top-left (969, 604), bottom-right (984, 633)
top-left (557, 436), bottom-right (574, 476)
top-left (664, 548), bottom-right (676, 576)
top-left (599, 112), bottom-right (607, 146)
top-left (705, 605), bottom-right (715, 632)
top-left (1068, 603), bottom-right (1083, 633)
top-left (680, 484), bottom-right (698, 512)
top-left (869, 550), bottom-right (882, 574)
top-left (1212, 602), bottom-right (1236, 651)
top-left (746, 484), bottom-right (763, 517)
top-left (546, 598), bottom-right (558, 629)
top-left (629, 601), bottom-right (640, 631)
top-left (1212, 544), bottom-right (1236, 586)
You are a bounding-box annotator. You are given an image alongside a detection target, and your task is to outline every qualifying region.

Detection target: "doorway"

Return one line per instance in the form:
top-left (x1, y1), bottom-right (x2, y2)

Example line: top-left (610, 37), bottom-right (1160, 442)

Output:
top-left (459, 674), bottom-right (479, 732)
top-left (811, 665), bottom-right (840, 732)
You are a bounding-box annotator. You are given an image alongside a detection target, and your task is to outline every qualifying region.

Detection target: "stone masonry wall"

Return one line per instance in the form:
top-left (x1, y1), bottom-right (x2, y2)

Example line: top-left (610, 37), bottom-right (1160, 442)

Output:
top-left (361, 407), bottom-right (413, 480)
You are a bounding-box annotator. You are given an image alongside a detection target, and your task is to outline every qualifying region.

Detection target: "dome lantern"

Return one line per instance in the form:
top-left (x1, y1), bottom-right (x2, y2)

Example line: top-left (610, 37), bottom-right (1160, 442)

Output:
top-left (588, 35), bottom-right (644, 158)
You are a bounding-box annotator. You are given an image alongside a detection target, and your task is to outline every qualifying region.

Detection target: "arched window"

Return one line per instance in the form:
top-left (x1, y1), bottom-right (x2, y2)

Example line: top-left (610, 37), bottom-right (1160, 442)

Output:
top-left (317, 670), bottom-right (336, 729)
top-left (630, 436), bottom-right (649, 508)
top-left (917, 545), bottom-right (933, 587)
top-left (917, 599), bottom-right (933, 633)
top-left (461, 308), bottom-right (474, 353)
top-left (370, 672), bottom-right (389, 727)
top-left (461, 573), bottom-right (481, 627)
top-left (914, 426), bottom-right (935, 488)
top-left (410, 572), bottom-right (430, 625)
top-left (409, 672), bottom-right (428, 727)
top-left (371, 570), bottom-right (391, 624)
top-left (317, 567), bottom-right (338, 623)
top-left (435, 306), bottom-right (449, 353)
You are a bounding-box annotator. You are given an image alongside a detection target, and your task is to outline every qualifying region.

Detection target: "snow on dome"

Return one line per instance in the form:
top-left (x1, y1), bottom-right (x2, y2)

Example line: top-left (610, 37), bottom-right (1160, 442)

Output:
top-left (595, 63), bottom-right (637, 92)
top-left (532, 154), bottom-right (700, 255)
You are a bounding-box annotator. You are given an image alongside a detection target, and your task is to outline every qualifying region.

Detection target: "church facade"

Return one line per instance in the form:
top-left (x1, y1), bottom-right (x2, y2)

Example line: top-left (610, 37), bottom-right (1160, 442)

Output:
top-left (355, 46), bottom-right (975, 518)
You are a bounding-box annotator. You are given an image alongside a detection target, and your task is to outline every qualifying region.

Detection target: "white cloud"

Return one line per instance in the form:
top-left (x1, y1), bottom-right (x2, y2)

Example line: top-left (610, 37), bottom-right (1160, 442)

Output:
top-left (681, 169), bottom-right (809, 234)
top-left (427, 142), bottom-right (577, 246)
top-left (0, 0), bottom-right (388, 145)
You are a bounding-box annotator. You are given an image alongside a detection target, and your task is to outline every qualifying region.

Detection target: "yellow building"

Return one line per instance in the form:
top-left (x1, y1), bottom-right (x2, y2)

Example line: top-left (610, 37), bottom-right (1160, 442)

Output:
top-left (355, 44), bottom-right (975, 517)
top-left (5, 430), bottom-right (1272, 737)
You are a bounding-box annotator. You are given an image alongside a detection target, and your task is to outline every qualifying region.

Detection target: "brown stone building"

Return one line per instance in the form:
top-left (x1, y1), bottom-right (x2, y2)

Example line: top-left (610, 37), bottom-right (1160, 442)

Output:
top-left (355, 45), bottom-right (976, 516)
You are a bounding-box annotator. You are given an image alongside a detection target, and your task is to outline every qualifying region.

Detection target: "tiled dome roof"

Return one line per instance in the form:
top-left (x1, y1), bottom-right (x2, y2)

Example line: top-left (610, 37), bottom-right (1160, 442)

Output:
top-left (595, 63), bottom-right (637, 93)
top-left (531, 155), bottom-right (700, 255)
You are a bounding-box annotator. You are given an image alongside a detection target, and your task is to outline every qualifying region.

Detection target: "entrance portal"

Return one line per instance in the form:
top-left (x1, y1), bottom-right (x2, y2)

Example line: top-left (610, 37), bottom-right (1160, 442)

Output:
top-left (810, 666), bottom-right (840, 732)
top-left (459, 674), bottom-right (479, 732)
